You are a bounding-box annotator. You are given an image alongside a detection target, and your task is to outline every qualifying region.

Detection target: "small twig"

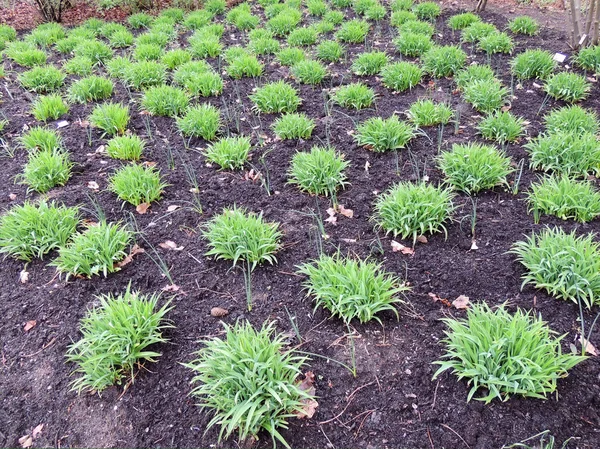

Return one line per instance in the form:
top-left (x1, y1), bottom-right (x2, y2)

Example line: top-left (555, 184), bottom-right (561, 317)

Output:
top-left (427, 427), bottom-right (435, 449)
top-left (431, 379), bottom-right (440, 410)
top-left (22, 337), bottom-right (56, 357)
top-left (353, 409), bottom-right (376, 439)
top-left (277, 270), bottom-right (303, 277)
top-left (318, 425), bottom-right (334, 447)
top-left (441, 424), bottom-right (471, 449)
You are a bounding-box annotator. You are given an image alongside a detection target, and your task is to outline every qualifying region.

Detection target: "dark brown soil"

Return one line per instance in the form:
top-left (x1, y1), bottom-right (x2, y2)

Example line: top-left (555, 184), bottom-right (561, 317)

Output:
top-left (1, 5), bottom-right (600, 449)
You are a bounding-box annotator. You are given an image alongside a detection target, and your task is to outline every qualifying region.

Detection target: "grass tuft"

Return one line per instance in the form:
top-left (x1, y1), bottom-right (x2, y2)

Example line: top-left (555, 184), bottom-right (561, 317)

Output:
top-left (433, 302), bottom-right (585, 403)
top-left (288, 145), bottom-right (349, 197)
top-left (109, 164), bottom-right (167, 207)
top-left (298, 253), bottom-right (408, 324)
top-left (204, 136), bottom-right (252, 170)
top-left (355, 115), bottom-right (414, 152)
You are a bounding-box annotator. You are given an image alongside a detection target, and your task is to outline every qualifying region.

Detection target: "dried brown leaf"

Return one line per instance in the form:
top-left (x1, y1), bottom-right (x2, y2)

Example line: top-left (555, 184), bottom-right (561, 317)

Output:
top-left (32, 424), bottom-right (44, 439)
top-left (391, 241), bottom-right (414, 255)
top-left (580, 336), bottom-right (598, 356)
top-left (337, 204), bottom-right (354, 218)
top-left (136, 202), bottom-right (150, 214)
top-left (167, 205), bottom-right (180, 212)
top-left (19, 270), bottom-right (29, 284)
top-left (18, 435), bottom-right (32, 448)
top-left (296, 371), bottom-right (318, 419)
top-left (115, 244), bottom-right (145, 268)
top-left (210, 307), bottom-right (229, 317)
top-left (158, 240), bottom-right (184, 251)
top-left (452, 295), bottom-right (471, 309)
top-left (416, 235), bottom-right (428, 244)
top-left (87, 181), bottom-right (99, 191)
top-left (24, 320), bottom-right (36, 332)
top-left (429, 292), bottom-right (452, 307)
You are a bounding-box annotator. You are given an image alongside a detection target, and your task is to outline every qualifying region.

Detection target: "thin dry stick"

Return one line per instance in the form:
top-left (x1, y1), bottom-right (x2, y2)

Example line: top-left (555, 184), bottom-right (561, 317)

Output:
top-left (441, 424), bottom-right (471, 449)
top-left (427, 427), bottom-right (435, 449)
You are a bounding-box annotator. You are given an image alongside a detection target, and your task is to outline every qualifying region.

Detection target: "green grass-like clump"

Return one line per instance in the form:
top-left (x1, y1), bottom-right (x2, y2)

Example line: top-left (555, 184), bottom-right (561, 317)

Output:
top-left (291, 59), bottom-right (327, 84)
top-left (454, 64), bottom-right (496, 90)
top-left (461, 21), bottom-right (497, 42)
top-left (336, 19), bottom-right (370, 42)
top-left (525, 131), bottom-right (600, 177)
top-left (447, 12), bottom-right (480, 30)
top-left (511, 227), bottom-right (600, 309)
top-left (109, 164), bottom-right (167, 207)
top-left (478, 111), bottom-right (526, 144)
top-left (134, 43), bottom-right (164, 61)
top-left (68, 75), bottom-right (113, 103)
top-left (0, 200), bottom-right (79, 261)
top-left (74, 39), bottom-right (113, 63)
top-left (227, 54), bottom-right (264, 78)
top-left (422, 45), bottom-right (466, 77)
top-left (185, 321), bottom-right (313, 448)
top-left (527, 175), bottom-right (600, 223)
top-left (414, 1), bottom-right (441, 21)
top-left (109, 29), bottom-right (134, 48)
top-left (544, 72), bottom-right (591, 103)
top-left (203, 207), bottom-right (282, 270)
top-left (31, 94), bottom-right (69, 122)
top-left (287, 26), bottom-right (318, 46)
top-left (142, 85), bottom-right (190, 117)
top-left (67, 286), bottom-right (172, 394)
top-left (277, 47), bottom-right (306, 66)
top-left (298, 253), bottom-right (408, 324)
top-left (438, 143), bottom-right (513, 194)
top-left (511, 49), bottom-right (556, 80)
top-left (123, 61), bottom-right (167, 90)
top-left (399, 19), bottom-right (434, 35)
top-left (272, 112), bottom-right (315, 140)
top-left (390, 10), bottom-right (417, 26)
top-left (51, 221), bottom-right (133, 279)
top-left (89, 102), bottom-right (129, 136)
top-left (5, 42), bottom-right (47, 67)
top-left (177, 104), bottom-right (221, 140)
top-left (105, 56), bottom-right (132, 78)
top-left (575, 44), bottom-right (600, 74)
top-left (317, 40), bottom-right (344, 62)
top-left (351, 51), bottom-right (388, 75)
top-left (355, 115), bottom-right (414, 152)
top-left (331, 82), bottom-right (375, 109)
top-left (393, 32), bottom-right (433, 57)
top-left (433, 302), bottom-right (585, 403)
top-left (204, 136), bottom-right (252, 170)
top-left (19, 65), bottom-right (65, 93)
top-left (462, 79), bottom-right (508, 113)
top-left (407, 99), bottom-right (452, 127)
top-left (508, 15), bottom-right (539, 35)
top-left (544, 105), bottom-right (599, 134)
top-left (288, 145), bottom-right (348, 197)
top-left (374, 182), bottom-right (455, 243)
top-left (161, 49), bottom-right (192, 69)
top-left (380, 61), bottom-right (423, 92)
top-left (184, 71), bottom-right (223, 97)
top-left (477, 31), bottom-right (513, 54)
top-left (20, 148), bottom-right (72, 193)
top-left (251, 81), bottom-right (301, 113)
top-left (106, 135), bottom-right (145, 161)
top-left (19, 126), bottom-right (62, 152)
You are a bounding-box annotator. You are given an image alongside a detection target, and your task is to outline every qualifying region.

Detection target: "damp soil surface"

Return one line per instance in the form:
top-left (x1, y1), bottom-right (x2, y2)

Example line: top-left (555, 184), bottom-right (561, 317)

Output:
top-left (1, 5), bottom-right (600, 449)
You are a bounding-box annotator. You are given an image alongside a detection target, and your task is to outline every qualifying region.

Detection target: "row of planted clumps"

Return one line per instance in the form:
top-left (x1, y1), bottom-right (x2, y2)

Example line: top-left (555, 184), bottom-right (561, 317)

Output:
top-left (1, 0), bottom-right (600, 445)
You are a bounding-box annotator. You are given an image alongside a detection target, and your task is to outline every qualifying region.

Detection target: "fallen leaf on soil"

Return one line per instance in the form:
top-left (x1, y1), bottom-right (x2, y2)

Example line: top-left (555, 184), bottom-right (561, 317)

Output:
top-left (167, 205), bottom-right (180, 212)
top-left (87, 181), bottom-right (99, 191)
top-left (341, 238), bottom-right (357, 243)
top-left (336, 204), bottom-right (354, 218)
top-left (24, 320), bottom-right (36, 332)
top-left (453, 295), bottom-right (471, 309)
top-left (245, 169), bottom-right (262, 182)
top-left (56, 120), bottom-right (69, 129)
top-left (19, 270), bottom-right (29, 284)
top-left (95, 145), bottom-right (105, 154)
top-left (142, 161), bottom-right (157, 168)
top-left (115, 244), bottom-right (145, 268)
top-left (77, 119), bottom-right (90, 128)
top-left (470, 240), bottom-right (479, 250)
top-left (18, 435), bottom-right (32, 448)
top-left (391, 241), bottom-right (414, 255)
top-left (162, 284), bottom-right (181, 292)
top-left (159, 240), bottom-right (184, 251)
top-left (429, 292), bottom-right (452, 307)
top-left (580, 336), bottom-right (598, 356)
top-left (296, 371), bottom-right (318, 419)
top-left (325, 208), bottom-right (337, 224)
top-left (32, 424), bottom-right (44, 438)
top-left (136, 203), bottom-right (150, 214)
top-left (211, 307), bottom-right (229, 317)
top-left (416, 235), bottom-right (428, 244)
top-left (9, 193), bottom-right (17, 201)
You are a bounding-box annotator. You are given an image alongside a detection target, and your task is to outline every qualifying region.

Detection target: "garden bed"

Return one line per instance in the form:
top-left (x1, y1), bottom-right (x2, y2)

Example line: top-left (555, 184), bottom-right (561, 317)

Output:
top-left (1, 2), bottom-right (600, 449)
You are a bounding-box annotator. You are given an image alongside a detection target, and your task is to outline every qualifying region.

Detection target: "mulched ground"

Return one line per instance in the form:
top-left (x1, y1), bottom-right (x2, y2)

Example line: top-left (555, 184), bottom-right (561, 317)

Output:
top-left (0, 4), bottom-right (599, 449)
